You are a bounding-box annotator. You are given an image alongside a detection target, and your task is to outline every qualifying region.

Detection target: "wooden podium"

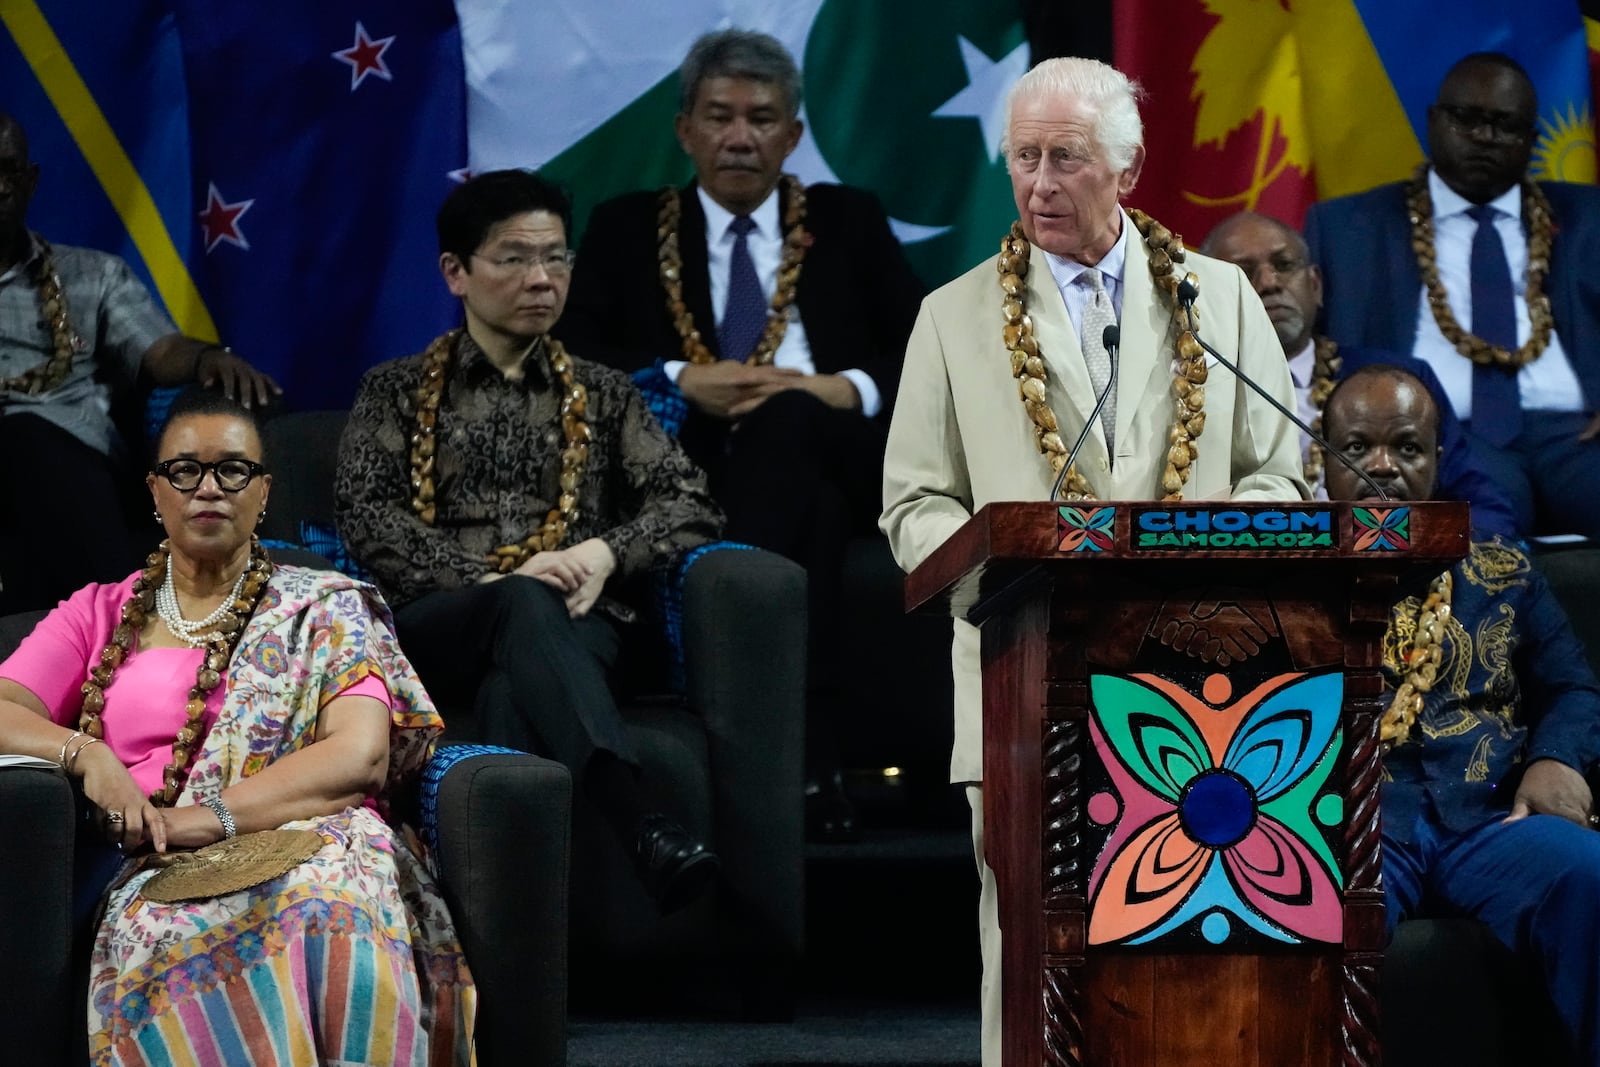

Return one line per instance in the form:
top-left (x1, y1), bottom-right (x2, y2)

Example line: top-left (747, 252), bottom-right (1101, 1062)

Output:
top-left (906, 500), bottom-right (1469, 1067)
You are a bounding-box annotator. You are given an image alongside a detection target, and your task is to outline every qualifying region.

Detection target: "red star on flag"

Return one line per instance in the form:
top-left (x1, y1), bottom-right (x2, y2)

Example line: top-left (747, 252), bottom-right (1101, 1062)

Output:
top-left (198, 183), bottom-right (253, 254)
top-left (332, 21), bottom-right (395, 91)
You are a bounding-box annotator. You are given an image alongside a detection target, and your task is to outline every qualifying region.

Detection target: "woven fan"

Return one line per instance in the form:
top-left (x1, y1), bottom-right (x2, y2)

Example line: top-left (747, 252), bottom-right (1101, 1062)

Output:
top-left (141, 829), bottom-right (326, 903)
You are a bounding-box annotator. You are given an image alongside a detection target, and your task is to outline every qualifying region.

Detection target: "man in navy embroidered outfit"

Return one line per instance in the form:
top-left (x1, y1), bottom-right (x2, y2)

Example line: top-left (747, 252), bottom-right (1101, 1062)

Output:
top-left (1322, 363), bottom-right (1600, 1062)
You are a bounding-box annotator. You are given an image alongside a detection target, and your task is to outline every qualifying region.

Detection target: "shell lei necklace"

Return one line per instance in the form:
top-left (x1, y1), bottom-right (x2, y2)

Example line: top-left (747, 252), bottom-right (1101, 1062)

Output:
top-left (1382, 569), bottom-right (1453, 749)
top-left (0, 240), bottom-right (82, 395)
top-left (409, 328), bottom-right (592, 572)
top-left (657, 174), bottom-right (808, 365)
top-left (78, 539), bottom-right (274, 807)
top-left (1000, 209), bottom-right (1207, 500)
top-left (1405, 163), bottom-right (1554, 369)
top-left (1303, 335), bottom-right (1344, 488)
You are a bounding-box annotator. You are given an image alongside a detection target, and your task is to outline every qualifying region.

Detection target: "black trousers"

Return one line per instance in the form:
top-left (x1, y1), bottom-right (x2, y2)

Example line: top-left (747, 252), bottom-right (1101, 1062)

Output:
top-left (0, 413), bottom-right (146, 615)
top-left (395, 576), bottom-right (633, 773)
top-left (682, 389), bottom-right (886, 772)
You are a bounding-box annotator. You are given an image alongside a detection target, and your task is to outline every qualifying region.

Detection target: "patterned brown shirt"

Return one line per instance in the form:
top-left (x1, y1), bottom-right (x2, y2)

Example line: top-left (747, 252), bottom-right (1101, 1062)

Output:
top-left (335, 331), bottom-right (723, 609)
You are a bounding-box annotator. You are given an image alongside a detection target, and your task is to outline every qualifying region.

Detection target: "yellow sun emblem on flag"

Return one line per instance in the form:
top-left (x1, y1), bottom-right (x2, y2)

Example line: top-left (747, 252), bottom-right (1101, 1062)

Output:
top-left (1530, 101), bottom-right (1597, 183)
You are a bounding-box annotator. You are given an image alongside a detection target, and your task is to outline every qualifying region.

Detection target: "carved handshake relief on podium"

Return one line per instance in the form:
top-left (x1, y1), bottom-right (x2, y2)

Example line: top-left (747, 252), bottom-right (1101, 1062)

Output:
top-left (1152, 596), bottom-right (1281, 666)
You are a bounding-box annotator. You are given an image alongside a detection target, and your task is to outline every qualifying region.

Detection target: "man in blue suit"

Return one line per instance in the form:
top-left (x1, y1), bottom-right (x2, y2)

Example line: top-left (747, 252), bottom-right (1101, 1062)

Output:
top-left (1203, 210), bottom-right (1517, 538)
top-left (1305, 52), bottom-right (1600, 538)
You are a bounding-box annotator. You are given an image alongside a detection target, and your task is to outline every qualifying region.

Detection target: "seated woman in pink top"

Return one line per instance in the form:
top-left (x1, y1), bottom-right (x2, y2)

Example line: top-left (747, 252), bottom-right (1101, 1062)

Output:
top-left (0, 387), bottom-right (475, 1066)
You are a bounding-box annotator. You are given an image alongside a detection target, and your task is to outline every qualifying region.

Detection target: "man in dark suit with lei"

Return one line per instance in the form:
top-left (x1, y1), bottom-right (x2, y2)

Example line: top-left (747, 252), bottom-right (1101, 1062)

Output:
top-left (1306, 53), bottom-right (1600, 538)
top-left (559, 28), bottom-right (926, 841)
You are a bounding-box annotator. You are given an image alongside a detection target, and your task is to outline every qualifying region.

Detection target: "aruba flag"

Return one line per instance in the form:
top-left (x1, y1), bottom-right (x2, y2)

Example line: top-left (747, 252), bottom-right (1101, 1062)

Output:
top-left (1114, 0), bottom-right (1597, 246)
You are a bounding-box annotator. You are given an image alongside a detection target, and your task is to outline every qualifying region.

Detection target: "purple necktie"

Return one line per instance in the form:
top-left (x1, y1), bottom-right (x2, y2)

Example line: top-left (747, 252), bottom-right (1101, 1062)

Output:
top-left (1467, 203), bottom-right (1522, 448)
top-left (717, 216), bottom-right (766, 362)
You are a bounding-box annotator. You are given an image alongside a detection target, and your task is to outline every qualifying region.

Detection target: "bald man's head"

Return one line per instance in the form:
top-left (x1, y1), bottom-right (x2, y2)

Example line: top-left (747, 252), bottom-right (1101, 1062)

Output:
top-left (1202, 211), bottom-right (1322, 355)
top-left (1322, 366), bottom-right (1442, 502)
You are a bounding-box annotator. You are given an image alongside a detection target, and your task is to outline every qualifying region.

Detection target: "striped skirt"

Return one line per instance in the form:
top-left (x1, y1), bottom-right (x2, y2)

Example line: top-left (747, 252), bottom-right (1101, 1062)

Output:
top-left (87, 808), bottom-right (475, 1067)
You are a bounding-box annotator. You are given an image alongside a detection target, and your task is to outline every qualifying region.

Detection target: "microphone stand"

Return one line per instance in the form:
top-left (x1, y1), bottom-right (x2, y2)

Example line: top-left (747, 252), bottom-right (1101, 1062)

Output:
top-left (1051, 323), bottom-right (1120, 500)
top-left (1174, 279), bottom-right (1391, 502)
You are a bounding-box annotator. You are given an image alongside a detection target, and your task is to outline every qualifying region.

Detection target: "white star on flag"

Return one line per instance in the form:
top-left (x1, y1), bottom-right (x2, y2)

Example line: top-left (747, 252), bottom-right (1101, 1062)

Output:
top-left (332, 22), bottom-right (395, 92)
top-left (932, 38), bottom-right (1031, 162)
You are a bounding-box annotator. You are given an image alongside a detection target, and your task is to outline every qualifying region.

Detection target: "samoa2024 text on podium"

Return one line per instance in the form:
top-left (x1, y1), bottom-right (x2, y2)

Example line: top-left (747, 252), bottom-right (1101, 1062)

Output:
top-left (905, 499), bottom-right (1469, 1067)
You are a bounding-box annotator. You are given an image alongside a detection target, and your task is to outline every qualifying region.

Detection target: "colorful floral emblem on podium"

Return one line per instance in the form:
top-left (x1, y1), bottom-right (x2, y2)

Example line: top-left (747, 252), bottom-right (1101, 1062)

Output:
top-left (1352, 505), bottom-right (1411, 551)
top-left (1083, 670), bottom-right (1344, 948)
top-left (1058, 505), bottom-right (1115, 552)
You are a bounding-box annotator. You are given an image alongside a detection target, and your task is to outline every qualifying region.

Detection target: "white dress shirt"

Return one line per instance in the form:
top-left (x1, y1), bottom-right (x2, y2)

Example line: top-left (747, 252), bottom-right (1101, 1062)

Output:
top-left (662, 185), bottom-right (882, 417)
top-left (1043, 209), bottom-right (1130, 334)
top-left (1411, 169), bottom-right (1583, 418)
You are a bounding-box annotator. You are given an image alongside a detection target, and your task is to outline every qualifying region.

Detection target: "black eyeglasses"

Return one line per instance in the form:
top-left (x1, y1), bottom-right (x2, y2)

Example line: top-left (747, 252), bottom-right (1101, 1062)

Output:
top-left (1434, 104), bottom-right (1533, 142)
top-left (152, 458), bottom-right (268, 492)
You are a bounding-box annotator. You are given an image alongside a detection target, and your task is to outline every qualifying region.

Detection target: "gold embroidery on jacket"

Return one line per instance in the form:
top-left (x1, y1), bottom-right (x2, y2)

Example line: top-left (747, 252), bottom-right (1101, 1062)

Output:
top-left (1465, 735), bottom-right (1494, 783)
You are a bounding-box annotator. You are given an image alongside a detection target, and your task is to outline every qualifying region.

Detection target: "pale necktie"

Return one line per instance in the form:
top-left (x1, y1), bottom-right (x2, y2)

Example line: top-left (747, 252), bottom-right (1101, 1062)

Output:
top-left (1080, 268), bottom-right (1118, 456)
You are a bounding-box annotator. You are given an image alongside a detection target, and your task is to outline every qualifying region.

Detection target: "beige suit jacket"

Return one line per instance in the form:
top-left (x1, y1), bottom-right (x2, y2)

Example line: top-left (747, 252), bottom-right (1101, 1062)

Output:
top-left (881, 226), bottom-right (1310, 783)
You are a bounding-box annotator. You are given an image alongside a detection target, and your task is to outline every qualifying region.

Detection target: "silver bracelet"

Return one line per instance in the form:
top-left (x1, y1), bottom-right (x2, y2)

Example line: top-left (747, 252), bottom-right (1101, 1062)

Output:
top-left (202, 795), bottom-right (237, 840)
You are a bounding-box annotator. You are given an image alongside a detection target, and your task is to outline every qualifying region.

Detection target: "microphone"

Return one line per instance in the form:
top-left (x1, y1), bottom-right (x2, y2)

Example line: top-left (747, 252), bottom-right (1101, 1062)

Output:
top-left (1051, 322), bottom-right (1120, 500)
top-left (1174, 277), bottom-right (1391, 502)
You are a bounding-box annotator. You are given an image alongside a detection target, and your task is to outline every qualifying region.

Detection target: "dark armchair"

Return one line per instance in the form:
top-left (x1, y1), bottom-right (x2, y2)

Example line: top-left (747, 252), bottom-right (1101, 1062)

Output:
top-left (260, 410), bottom-right (807, 1016)
top-left (0, 610), bottom-right (573, 1067)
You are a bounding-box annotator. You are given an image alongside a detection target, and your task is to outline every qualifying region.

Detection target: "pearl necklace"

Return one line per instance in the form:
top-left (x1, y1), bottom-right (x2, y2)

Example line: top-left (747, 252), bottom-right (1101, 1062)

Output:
top-left (157, 561), bottom-right (250, 648)
top-left (79, 539), bottom-right (273, 806)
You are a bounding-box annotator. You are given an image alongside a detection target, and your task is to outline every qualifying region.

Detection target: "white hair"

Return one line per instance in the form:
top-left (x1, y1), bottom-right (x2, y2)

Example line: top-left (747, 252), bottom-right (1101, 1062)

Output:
top-left (1002, 57), bottom-right (1145, 173)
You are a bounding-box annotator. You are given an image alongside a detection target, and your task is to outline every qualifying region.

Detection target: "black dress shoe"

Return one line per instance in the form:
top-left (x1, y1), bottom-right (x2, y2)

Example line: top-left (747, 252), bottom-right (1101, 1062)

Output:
top-left (804, 772), bottom-right (860, 843)
top-left (633, 814), bottom-right (720, 914)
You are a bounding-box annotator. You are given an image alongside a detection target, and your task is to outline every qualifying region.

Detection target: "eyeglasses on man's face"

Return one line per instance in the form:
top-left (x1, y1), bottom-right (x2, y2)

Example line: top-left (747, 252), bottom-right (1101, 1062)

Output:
top-left (472, 248), bottom-right (576, 279)
top-left (1234, 253), bottom-right (1309, 280)
top-left (152, 458), bottom-right (268, 492)
top-left (1434, 104), bottom-right (1533, 143)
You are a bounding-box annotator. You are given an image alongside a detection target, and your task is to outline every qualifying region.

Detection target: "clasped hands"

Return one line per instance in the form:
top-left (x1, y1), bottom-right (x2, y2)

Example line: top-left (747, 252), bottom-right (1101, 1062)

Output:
top-left (482, 537), bottom-right (616, 618)
top-left (677, 360), bottom-right (859, 419)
